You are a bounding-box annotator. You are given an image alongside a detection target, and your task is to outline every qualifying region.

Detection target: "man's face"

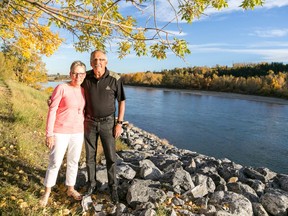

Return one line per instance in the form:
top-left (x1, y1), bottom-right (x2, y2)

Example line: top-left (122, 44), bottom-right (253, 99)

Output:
top-left (90, 51), bottom-right (108, 79)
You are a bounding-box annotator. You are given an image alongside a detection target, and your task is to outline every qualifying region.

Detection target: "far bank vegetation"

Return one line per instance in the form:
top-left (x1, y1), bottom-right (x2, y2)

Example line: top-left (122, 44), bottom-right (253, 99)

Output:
top-left (122, 62), bottom-right (288, 99)
top-left (1, 49), bottom-right (288, 99)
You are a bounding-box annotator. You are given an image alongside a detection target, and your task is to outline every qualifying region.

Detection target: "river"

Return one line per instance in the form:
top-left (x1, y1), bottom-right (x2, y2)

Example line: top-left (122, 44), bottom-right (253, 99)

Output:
top-left (44, 82), bottom-right (288, 174)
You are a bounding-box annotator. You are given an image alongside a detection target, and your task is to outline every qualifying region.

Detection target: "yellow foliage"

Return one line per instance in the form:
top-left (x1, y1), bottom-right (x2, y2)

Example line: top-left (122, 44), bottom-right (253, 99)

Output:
top-left (0, 0), bottom-right (263, 59)
top-left (0, 3), bottom-right (63, 59)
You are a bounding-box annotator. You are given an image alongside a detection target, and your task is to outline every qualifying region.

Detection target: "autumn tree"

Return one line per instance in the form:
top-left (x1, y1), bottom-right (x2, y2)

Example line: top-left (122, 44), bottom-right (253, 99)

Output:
top-left (1, 0), bottom-right (264, 61)
top-left (1, 45), bottom-right (48, 86)
top-left (0, 52), bottom-right (16, 80)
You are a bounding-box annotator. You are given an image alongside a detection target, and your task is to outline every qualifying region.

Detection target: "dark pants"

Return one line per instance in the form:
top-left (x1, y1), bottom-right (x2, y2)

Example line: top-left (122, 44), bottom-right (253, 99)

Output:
top-left (84, 115), bottom-right (117, 189)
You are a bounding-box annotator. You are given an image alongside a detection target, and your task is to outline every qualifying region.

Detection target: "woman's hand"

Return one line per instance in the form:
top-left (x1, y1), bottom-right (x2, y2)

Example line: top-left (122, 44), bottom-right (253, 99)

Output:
top-left (46, 136), bottom-right (55, 149)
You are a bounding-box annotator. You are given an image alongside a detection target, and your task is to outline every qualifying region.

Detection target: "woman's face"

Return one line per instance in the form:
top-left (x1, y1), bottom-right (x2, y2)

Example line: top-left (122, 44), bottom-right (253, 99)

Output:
top-left (70, 65), bottom-right (86, 86)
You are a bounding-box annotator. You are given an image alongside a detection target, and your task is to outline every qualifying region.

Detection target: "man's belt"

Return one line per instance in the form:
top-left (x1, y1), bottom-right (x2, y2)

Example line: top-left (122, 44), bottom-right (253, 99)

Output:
top-left (86, 114), bottom-right (114, 122)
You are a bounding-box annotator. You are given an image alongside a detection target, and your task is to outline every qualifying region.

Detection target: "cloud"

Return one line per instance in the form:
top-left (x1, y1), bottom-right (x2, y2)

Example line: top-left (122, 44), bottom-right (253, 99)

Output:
top-left (149, 0), bottom-right (288, 23)
top-left (187, 41), bottom-right (288, 63)
top-left (251, 29), bottom-right (288, 38)
top-left (260, 49), bottom-right (288, 62)
top-left (264, 0), bottom-right (288, 8)
top-left (247, 41), bottom-right (288, 48)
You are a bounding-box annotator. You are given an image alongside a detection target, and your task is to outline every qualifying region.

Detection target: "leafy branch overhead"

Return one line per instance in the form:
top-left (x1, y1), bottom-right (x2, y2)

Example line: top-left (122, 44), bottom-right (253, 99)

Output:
top-left (0, 0), bottom-right (264, 59)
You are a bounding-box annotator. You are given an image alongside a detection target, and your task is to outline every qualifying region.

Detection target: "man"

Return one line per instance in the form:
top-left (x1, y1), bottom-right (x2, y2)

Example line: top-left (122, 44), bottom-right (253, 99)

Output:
top-left (82, 50), bottom-right (126, 204)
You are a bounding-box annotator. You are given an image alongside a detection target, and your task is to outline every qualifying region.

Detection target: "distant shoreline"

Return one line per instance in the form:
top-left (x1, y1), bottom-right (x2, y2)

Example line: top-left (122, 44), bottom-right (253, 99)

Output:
top-left (126, 85), bottom-right (288, 105)
top-left (45, 81), bottom-right (288, 105)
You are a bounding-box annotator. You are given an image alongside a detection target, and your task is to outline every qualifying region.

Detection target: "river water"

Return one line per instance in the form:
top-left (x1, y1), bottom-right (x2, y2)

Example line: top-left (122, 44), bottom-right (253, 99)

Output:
top-left (45, 82), bottom-right (288, 174)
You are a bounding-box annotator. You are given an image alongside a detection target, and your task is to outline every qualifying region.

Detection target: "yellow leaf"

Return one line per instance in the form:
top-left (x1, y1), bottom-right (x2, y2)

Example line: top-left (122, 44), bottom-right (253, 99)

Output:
top-left (166, 198), bottom-right (172, 205)
top-left (187, 201), bottom-right (193, 206)
top-left (20, 202), bottom-right (28, 208)
top-left (228, 177), bottom-right (238, 183)
top-left (62, 209), bottom-right (70, 215)
top-left (0, 201), bottom-right (7, 207)
top-left (17, 199), bottom-right (24, 203)
top-left (10, 196), bottom-right (16, 201)
top-left (223, 203), bottom-right (230, 210)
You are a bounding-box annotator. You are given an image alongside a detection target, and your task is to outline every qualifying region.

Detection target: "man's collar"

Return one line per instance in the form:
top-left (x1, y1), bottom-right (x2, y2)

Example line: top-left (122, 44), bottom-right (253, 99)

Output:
top-left (87, 68), bottom-right (109, 80)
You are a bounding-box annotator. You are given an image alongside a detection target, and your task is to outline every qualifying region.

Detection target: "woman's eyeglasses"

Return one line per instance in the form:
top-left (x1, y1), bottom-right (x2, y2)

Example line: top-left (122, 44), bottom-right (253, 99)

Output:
top-left (71, 72), bottom-right (86, 77)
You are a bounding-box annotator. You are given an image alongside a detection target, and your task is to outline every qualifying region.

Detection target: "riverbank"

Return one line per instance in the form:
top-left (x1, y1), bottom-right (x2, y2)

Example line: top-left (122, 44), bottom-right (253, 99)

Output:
top-left (2, 79), bottom-right (287, 215)
top-left (80, 123), bottom-right (288, 215)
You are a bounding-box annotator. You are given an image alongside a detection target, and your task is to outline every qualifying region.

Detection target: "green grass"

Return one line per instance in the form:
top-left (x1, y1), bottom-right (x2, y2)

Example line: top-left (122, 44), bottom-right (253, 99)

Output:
top-left (7, 80), bottom-right (49, 166)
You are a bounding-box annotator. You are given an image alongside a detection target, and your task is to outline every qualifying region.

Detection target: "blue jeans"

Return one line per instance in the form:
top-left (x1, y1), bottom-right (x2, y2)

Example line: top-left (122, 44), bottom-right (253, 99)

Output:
top-left (84, 115), bottom-right (117, 189)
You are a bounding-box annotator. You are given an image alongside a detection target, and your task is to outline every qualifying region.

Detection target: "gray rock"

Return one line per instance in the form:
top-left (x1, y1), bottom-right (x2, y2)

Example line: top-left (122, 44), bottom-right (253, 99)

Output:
top-left (139, 159), bottom-right (163, 180)
top-left (114, 203), bottom-right (128, 216)
top-left (184, 173), bottom-right (216, 199)
top-left (260, 188), bottom-right (288, 216)
top-left (256, 167), bottom-right (277, 181)
top-left (209, 191), bottom-right (253, 216)
top-left (171, 197), bottom-right (185, 206)
top-left (242, 167), bottom-right (266, 183)
top-left (227, 182), bottom-right (259, 202)
top-left (171, 167), bottom-right (195, 194)
top-left (96, 168), bottom-right (108, 190)
top-left (139, 208), bottom-right (156, 216)
top-left (126, 179), bottom-right (166, 208)
top-left (93, 203), bottom-right (104, 212)
top-left (245, 179), bottom-right (266, 197)
top-left (252, 202), bottom-right (269, 216)
top-left (279, 174), bottom-right (288, 192)
top-left (117, 164), bottom-right (136, 180)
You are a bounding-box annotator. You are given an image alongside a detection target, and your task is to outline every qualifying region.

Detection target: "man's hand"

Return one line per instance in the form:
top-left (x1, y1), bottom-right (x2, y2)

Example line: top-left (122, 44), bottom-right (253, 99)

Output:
top-left (114, 124), bottom-right (123, 139)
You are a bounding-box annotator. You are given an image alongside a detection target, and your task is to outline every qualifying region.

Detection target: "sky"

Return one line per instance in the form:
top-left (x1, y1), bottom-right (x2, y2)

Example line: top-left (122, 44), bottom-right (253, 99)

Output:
top-left (43, 0), bottom-right (288, 75)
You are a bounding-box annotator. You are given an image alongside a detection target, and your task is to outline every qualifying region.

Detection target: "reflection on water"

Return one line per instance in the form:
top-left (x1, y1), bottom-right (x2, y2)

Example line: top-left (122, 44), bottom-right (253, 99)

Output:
top-left (125, 86), bottom-right (288, 174)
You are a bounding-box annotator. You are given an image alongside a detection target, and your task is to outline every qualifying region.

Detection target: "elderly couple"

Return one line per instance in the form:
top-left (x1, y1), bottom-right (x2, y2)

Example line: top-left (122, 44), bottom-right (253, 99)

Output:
top-left (39, 50), bottom-right (126, 207)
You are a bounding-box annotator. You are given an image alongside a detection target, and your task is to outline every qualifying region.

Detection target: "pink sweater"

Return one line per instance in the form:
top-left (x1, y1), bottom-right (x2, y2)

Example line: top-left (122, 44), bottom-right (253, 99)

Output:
top-left (46, 83), bottom-right (85, 137)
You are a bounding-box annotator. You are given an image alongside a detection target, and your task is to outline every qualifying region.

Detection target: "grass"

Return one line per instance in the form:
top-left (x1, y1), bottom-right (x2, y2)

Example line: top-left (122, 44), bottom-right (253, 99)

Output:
top-left (0, 79), bottom-right (129, 215)
top-left (7, 80), bottom-right (49, 167)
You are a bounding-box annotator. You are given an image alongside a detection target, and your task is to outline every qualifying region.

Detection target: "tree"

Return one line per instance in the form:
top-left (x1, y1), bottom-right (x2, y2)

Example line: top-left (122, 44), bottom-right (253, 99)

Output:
top-left (1, 45), bottom-right (48, 85)
top-left (0, 52), bottom-right (17, 80)
top-left (1, 0), bottom-right (263, 60)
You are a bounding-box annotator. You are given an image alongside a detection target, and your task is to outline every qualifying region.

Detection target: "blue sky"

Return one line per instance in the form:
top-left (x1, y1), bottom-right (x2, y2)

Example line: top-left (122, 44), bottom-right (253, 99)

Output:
top-left (43, 0), bottom-right (288, 75)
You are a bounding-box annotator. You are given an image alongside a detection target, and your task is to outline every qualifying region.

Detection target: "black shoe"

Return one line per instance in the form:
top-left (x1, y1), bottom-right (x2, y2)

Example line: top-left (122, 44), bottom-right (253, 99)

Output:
top-left (86, 186), bottom-right (96, 196)
top-left (111, 189), bottom-right (119, 204)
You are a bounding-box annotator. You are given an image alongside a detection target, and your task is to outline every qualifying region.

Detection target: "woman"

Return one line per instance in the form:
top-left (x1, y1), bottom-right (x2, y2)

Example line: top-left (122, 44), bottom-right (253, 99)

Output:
top-left (40, 61), bottom-right (86, 207)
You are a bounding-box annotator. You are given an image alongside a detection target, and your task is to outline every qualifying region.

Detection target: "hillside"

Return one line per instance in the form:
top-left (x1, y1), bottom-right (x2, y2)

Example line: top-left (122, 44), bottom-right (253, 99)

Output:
top-left (0, 79), bottom-right (87, 215)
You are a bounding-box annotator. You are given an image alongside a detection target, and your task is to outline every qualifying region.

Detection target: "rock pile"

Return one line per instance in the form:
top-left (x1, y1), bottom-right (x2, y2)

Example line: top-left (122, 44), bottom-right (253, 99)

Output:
top-left (79, 123), bottom-right (288, 216)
